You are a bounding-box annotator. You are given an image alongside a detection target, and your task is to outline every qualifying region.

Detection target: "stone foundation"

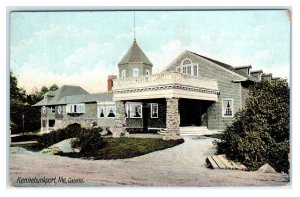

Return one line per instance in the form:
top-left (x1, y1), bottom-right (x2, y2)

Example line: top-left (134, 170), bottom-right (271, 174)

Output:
top-left (61, 118), bottom-right (98, 129)
top-left (163, 97), bottom-right (181, 140)
top-left (112, 101), bottom-right (129, 137)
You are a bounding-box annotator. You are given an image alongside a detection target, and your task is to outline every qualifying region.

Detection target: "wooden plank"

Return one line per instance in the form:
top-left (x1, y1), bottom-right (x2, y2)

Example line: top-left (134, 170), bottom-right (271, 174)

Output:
top-left (212, 155), bottom-right (227, 169)
top-left (229, 161), bottom-right (241, 170)
top-left (236, 163), bottom-right (247, 170)
top-left (11, 141), bottom-right (38, 145)
top-left (217, 155), bottom-right (234, 169)
top-left (207, 156), bottom-right (219, 169)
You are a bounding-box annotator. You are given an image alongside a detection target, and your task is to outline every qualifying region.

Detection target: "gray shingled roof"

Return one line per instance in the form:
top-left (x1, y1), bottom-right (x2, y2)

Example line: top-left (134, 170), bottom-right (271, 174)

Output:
top-left (118, 39), bottom-right (153, 66)
top-left (55, 92), bottom-right (113, 105)
top-left (190, 51), bottom-right (259, 82)
top-left (33, 85), bottom-right (113, 107)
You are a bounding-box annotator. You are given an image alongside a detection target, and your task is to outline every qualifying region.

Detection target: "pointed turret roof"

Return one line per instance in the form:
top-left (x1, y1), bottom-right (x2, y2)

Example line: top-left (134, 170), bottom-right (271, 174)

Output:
top-left (118, 39), bottom-right (153, 66)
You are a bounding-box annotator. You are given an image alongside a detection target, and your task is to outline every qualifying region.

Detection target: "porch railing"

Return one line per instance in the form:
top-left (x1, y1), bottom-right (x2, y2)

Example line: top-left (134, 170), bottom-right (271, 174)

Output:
top-left (113, 72), bottom-right (218, 91)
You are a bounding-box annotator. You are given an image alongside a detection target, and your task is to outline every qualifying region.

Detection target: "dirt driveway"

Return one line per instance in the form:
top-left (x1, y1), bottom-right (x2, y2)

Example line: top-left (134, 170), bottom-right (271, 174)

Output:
top-left (9, 136), bottom-right (289, 187)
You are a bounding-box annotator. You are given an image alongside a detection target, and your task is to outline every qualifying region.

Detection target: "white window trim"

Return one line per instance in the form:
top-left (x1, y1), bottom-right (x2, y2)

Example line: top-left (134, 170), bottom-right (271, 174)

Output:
top-left (121, 69), bottom-right (126, 79)
top-left (66, 103), bottom-right (85, 114)
top-left (133, 68), bottom-right (139, 77)
top-left (193, 64), bottom-right (198, 76)
top-left (105, 105), bottom-right (116, 118)
top-left (222, 99), bottom-right (234, 118)
top-left (129, 103), bottom-right (143, 118)
top-left (57, 106), bottom-right (62, 114)
top-left (146, 69), bottom-right (150, 76)
top-left (150, 103), bottom-right (159, 118)
top-left (125, 104), bottom-right (129, 118)
top-left (98, 106), bottom-right (106, 118)
top-left (50, 106), bottom-right (55, 114)
top-left (42, 106), bottom-right (46, 114)
top-left (180, 58), bottom-right (198, 76)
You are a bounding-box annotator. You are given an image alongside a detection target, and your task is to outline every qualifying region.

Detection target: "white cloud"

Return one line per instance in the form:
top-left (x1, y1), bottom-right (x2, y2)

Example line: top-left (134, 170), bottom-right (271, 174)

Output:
top-left (148, 39), bottom-right (188, 73)
top-left (17, 61), bottom-right (113, 94)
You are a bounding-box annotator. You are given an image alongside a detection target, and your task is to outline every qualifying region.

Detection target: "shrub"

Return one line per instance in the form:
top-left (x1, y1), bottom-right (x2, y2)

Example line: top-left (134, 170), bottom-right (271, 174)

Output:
top-left (75, 129), bottom-right (105, 152)
top-left (216, 78), bottom-right (290, 172)
top-left (38, 124), bottom-right (104, 151)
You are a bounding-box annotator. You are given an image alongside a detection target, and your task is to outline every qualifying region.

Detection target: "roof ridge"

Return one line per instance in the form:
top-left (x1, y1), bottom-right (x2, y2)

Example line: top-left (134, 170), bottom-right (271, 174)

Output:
top-left (118, 40), bottom-right (153, 66)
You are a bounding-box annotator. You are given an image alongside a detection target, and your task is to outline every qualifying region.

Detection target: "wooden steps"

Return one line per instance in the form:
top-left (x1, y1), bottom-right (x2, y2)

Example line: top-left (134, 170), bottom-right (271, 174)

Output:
top-left (206, 155), bottom-right (247, 171)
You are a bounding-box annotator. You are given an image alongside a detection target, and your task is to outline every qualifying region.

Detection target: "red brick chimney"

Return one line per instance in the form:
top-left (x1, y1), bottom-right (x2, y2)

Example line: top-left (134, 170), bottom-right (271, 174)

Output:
top-left (107, 75), bottom-right (117, 93)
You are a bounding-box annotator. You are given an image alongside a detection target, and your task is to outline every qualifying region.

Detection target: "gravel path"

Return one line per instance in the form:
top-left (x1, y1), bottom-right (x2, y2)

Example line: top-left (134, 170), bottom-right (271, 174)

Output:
top-left (9, 136), bottom-right (289, 187)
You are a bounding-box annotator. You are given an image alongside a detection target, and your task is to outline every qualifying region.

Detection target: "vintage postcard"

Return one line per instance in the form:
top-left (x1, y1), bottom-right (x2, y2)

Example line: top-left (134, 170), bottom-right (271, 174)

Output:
top-left (9, 9), bottom-right (290, 187)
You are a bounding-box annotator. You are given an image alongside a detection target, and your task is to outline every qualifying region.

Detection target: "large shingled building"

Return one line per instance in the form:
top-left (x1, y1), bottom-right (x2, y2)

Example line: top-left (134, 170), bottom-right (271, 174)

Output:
top-left (34, 39), bottom-right (271, 139)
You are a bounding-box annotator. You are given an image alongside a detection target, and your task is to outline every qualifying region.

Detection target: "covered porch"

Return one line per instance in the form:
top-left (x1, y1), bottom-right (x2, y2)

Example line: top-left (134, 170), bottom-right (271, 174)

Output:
top-left (112, 72), bottom-right (220, 140)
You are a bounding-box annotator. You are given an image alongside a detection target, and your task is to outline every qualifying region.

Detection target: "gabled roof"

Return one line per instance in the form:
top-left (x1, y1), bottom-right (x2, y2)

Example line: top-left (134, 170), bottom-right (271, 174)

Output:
top-left (33, 85), bottom-right (114, 107)
top-left (55, 92), bottom-right (113, 105)
top-left (118, 39), bottom-right (153, 66)
top-left (164, 50), bottom-right (259, 82)
top-left (33, 85), bottom-right (89, 106)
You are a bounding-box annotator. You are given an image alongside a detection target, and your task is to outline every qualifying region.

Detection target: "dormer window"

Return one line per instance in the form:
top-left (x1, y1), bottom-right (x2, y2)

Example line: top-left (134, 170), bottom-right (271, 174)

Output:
top-left (133, 68), bottom-right (139, 77)
top-left (178, 58), bottom-right (198, 76)
top-left (44, 95), bottom-right (47, 103)
top-left (247, 69), bottom-right (250, 76)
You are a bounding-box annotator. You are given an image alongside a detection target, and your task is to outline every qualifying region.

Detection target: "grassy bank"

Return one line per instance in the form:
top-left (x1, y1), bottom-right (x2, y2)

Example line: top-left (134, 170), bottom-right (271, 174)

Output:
top-left (58, 137), bottom-right (184, 160)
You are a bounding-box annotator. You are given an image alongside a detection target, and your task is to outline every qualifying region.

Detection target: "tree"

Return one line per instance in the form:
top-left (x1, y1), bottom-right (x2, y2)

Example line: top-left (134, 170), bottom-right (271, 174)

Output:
top-left (10, 71), bottom-right (27, 133)
top-left (216, 78), bottom-right (290, 173)
top-left (49, 84), bottom-right (59, 91)
top-left (10, 72), bottom-right (60, 134)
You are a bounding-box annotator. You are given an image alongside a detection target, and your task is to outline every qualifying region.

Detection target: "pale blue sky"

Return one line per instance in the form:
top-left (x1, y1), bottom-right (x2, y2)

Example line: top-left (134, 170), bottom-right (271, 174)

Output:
top-left (10, 10), bottom-right (290, 93)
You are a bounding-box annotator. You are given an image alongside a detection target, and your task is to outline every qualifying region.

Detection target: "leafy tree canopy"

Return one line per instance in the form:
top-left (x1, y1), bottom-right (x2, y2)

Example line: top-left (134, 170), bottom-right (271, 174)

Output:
top-left (216, 78), bottom-right (290, 173)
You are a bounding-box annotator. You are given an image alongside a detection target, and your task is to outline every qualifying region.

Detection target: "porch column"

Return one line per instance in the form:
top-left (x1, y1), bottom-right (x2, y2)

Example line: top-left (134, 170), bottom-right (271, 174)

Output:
top-left (112, 101), bottom-right (129, 138)
top-left (164, 97), bottom-right (181, 140)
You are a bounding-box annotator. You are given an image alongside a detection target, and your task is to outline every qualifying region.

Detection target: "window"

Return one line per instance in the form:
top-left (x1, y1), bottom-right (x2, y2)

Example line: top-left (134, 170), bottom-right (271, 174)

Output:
top-left (57, 106), bottom-right (62, 114)
top-left (183, 59), bottom-right (191, 65)
top-left (51, 106), bottom-right (55, 114)
top-left (42, 120), bottom-right (47, 127)
top-left (222, 99), bottom-right (233, 117)
top-left (129, 103), bottom-right (142, 118)
top-left (66, 104), bottom-right (85, 113)
top-left (180, 58), bottom-right (199, 76)
top-left (133, 68), bottom-right (139, 77)
top-left (125, 104), bottom-right (129, 118)
top-left (44, 96), bottom-right (47, 103)
top-left (49, 120), bottom-right (55, 128)
top-left (98, 106), bottom-right (116, 118)
top-left (187, 66), bottom-right (191, 75)
top-left (151, 103), bottom-right (158, 118)
top-left (121, 69), bottom-right (126, 79)
top-left (42, 106), bottom-right (46, 114)
top-left (106, 106), bottom-right (116, 118)
top-left (98, 106), bottom-right (105, 118)
top-left (146, 69), bottom-right (150, 76)
top-left (193, 65), bottom-right (198, 76)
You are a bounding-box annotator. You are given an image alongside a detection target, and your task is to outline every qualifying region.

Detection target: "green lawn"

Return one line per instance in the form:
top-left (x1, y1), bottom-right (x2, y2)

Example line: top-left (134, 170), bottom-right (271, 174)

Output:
top-left (58, 137), bottom-right (184, 160)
